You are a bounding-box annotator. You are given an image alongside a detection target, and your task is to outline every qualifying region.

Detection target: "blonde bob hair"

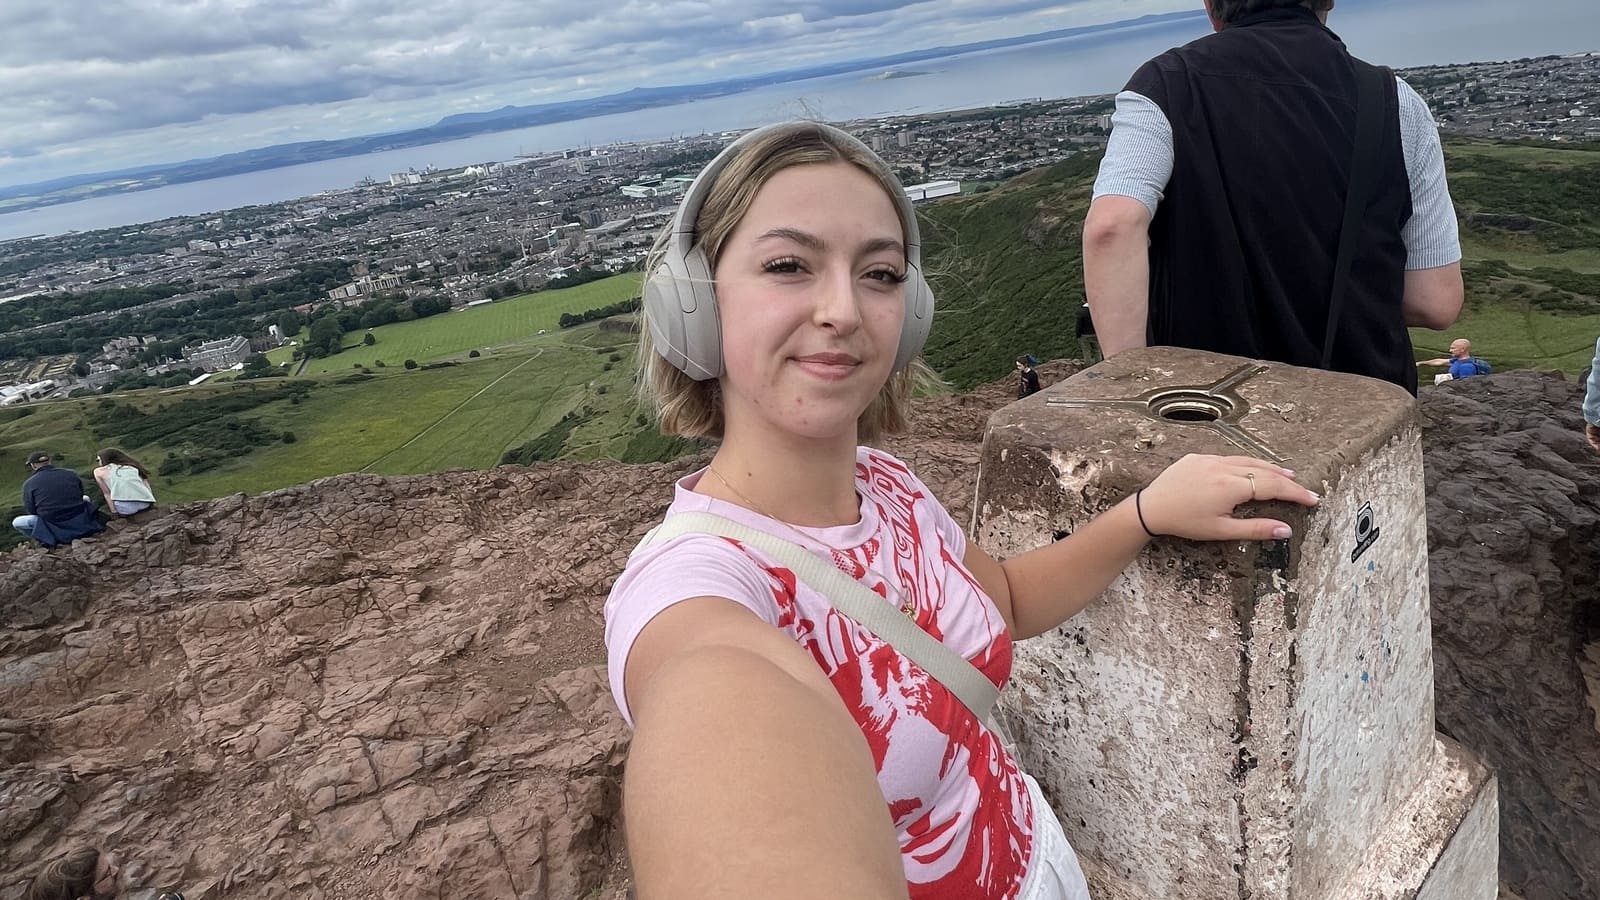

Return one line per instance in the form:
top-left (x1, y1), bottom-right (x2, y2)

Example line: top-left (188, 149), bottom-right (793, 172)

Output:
top-left (636, 121), bottom-right (929, 444)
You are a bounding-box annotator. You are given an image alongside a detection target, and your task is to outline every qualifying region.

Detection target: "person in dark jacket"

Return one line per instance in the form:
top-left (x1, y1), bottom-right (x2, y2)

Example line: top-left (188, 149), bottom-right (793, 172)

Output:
top-left (1016, 355), bottom-right (1042, 399)
top-left (14, 451), bottom-right (104, 547)
top-left (1083, 0), bottom-right (1465, 394)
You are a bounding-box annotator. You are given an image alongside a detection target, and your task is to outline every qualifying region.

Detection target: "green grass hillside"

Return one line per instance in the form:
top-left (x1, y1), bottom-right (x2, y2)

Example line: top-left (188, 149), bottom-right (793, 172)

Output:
top-left (1428, 140), bottom-right (1600, 371)
top-left (919, 154), bottom-right (1101, 389)
top-left (0, 323), bottom-right (649, 546)
top-left (270, 274), bottom-right (642, 374)
top-left (919, 139), bottom-right (1600, 387)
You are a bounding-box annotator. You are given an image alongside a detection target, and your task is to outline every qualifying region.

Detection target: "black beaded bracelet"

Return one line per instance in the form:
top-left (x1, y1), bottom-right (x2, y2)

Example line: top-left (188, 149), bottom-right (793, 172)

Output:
top-left (1135, 489), bottom-right (1160, 538)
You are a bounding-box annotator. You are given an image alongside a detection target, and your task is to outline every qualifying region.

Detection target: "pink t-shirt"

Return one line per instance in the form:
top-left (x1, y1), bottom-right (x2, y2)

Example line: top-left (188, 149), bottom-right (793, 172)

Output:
top-left (606, 447), bottom-right (1035, 899)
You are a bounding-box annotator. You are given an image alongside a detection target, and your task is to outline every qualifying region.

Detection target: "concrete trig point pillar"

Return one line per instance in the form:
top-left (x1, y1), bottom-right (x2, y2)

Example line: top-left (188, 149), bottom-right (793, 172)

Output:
top-left (976, 348), bottom-right (1498, 900)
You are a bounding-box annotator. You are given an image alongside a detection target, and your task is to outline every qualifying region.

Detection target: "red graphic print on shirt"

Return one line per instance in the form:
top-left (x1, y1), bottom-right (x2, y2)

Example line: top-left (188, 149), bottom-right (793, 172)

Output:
top-left (734, 450), bottom-right (1034, 899)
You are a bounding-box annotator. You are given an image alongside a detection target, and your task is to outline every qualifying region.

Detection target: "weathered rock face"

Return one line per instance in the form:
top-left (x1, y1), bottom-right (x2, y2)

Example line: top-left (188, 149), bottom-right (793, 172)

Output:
top-left (1, 362), bottom-right (1593, 900)
top-left (1419, 371), bottom-right (1600, 900)
top-left (0, 462), bottom-right (694, 900)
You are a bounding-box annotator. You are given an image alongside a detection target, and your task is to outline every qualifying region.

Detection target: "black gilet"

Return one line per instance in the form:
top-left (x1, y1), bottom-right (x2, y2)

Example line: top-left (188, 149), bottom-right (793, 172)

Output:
top-left (1127, 6), bottom-right (1416, 392)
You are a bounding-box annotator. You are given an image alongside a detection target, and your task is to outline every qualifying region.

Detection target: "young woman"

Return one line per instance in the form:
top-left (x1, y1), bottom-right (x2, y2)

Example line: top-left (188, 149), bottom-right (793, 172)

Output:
top-left (606, 121), bottom-right (1318, 900)
top-left (92, 448), bottom-right (157, 516)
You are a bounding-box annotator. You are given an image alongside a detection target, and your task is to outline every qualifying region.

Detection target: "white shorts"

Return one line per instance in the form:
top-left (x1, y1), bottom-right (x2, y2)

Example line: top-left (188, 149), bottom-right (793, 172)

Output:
top-left (1016, 773), bottom-right (1092, 900)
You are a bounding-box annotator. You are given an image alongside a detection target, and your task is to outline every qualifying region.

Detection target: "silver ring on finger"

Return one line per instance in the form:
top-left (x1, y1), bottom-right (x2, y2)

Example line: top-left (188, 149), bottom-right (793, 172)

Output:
top-left (1244, 471), bottom-right (1256, 501)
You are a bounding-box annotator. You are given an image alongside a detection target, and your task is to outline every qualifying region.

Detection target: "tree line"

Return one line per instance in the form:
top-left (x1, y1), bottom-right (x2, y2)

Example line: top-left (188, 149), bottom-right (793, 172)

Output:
top-left (0, 260), bottom-right (353, 362)
top-left (294, 294), bottom-right (452, 358)
top-left (558, 296), bottom-right (641, 329)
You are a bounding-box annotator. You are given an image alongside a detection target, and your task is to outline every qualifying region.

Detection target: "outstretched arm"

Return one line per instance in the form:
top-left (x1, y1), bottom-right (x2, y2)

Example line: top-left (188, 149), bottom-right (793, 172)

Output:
top-left (624, 598), bottom-right (907, 900)
top-left (966, 455), bottom-right (1318, 641)
top-left (1083, 196), bottom-right (1153, 358)
top-left (1416, 357), bottom-right (1450, 367)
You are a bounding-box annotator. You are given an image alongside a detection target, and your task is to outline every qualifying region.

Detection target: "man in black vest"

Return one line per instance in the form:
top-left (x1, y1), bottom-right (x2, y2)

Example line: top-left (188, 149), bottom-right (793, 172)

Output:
top-left (1083, 0), bottom-right (1464, 394)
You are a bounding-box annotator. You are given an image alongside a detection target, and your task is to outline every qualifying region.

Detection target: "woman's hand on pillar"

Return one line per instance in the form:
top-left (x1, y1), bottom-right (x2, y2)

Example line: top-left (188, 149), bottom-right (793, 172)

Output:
top-left (1139, 454), bottom-right (1319, 541)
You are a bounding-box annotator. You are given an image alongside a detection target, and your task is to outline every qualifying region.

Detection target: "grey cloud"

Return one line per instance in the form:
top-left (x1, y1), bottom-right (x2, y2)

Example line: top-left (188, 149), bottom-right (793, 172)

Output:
top-left (0, 0), bottom-right (1152, 184)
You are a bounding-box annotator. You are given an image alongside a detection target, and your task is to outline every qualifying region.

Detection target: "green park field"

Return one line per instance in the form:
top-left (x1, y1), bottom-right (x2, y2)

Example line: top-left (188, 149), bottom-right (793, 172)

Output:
top-left (1410, 140), bottom-right (1600, 377)
top-left (268, 274), bottom-right (642, 375)
top-left (0, 322), bottom-right (645, 510)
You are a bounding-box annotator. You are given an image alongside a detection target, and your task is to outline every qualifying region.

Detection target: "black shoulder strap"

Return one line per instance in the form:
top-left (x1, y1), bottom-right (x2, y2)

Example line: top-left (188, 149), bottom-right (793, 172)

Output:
top-left (1321, 62), bottom-right (1391, 369)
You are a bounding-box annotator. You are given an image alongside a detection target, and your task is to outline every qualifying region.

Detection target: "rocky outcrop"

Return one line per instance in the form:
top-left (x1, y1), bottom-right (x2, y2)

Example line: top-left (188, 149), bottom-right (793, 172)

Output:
top-left (0, 462), bottom-right (692, 900)
top-left (1420, 371), bottom-right (1600, 900)
top-left (1, 362), bottom-right (1594, 900)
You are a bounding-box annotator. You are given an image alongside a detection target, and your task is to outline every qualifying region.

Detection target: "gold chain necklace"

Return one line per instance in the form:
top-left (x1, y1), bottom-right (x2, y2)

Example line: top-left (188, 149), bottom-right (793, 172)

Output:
top-left (704, 465), bottom-right (919, 621)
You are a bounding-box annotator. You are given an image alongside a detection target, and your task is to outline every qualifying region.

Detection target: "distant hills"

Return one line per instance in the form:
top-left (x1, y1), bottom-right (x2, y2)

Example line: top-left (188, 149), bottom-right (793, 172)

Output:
top-left (0, 10), bottom-right (1205, 212)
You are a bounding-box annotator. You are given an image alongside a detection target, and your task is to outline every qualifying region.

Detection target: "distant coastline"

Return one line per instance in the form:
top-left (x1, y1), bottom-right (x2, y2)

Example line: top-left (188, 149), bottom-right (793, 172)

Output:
top-left (0, 10), bottom-right (1205, 214)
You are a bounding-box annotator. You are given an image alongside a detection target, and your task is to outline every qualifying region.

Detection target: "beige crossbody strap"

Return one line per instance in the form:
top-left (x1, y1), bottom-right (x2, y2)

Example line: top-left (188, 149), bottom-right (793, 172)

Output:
top-left (637, 511), bottom-right (1000, 724)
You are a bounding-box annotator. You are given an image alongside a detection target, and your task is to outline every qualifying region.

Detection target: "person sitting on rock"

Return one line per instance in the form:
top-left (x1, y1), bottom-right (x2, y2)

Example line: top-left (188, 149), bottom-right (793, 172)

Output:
top-left (607, 120), bottom-right (1319, 900)
top-left (1584, 336), bottom-right (1600, 453)
top-left (1016, 354), bottom-right (1042, 399)
top-left (1417, 338), bottom-right (1491, 382)
top-left (14, 452), bottom-right (104, 548)
top-left (93, 448), bottom-right (157, 517)
top-left (26, 845), bottom-right (120, 900)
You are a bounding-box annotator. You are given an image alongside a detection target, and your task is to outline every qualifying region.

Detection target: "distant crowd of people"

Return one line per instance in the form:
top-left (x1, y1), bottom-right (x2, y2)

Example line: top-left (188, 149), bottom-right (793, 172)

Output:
top-left (13, 449), bottom-right (157, 549)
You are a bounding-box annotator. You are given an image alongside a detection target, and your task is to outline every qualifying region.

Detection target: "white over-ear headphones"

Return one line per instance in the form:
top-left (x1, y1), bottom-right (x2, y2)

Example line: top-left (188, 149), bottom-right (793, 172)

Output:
top-left (641, 121), bottom-right (936, 381)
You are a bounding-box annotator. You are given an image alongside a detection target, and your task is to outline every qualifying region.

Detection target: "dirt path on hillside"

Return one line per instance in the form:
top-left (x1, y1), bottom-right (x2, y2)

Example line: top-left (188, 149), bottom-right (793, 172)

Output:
top-left (360, 348), bottom-right (545, 472)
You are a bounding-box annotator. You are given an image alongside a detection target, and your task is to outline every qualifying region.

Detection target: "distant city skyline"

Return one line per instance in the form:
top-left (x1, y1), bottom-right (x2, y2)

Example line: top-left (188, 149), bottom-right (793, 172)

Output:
top-left (1, 0), bottom-right (1596, 192)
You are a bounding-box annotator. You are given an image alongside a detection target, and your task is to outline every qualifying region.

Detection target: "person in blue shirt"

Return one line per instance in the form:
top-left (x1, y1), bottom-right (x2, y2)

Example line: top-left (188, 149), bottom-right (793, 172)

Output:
top-left (1417, 338), bottom-right (1491, 382)
top-left (1583, 337), bottom-right (1600, 453)
top-left (14, 451), bottom-right (104, 547)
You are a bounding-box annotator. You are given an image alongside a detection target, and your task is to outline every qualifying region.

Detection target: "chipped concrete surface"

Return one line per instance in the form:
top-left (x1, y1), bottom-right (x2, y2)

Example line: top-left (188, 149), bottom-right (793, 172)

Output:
top-left (980, 348), bottom-right (1498, 900)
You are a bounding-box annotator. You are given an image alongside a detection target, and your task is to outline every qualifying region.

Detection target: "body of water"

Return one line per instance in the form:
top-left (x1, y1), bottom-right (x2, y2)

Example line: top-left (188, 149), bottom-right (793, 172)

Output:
top-left (2, 0), bottom-right (1596, 242)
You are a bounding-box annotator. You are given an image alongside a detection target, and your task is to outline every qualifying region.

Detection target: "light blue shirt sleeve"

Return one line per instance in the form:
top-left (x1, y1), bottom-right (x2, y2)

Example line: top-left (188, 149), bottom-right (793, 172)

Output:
top-left (1396, 77), bottom-right (1462, 271)
top-left (1092, 91), bottom-right (1173, 216)
top-left (1584, 337), bottom-right (1600, 426)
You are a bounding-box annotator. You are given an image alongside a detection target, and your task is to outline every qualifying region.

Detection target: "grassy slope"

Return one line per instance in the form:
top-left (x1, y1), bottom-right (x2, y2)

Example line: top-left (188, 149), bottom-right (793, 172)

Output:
top-left (1, 323), bottom-right (640, 507)
top-left (1416, 140), bottom-right (1600, 371)
top-left (918, 154), bottom-right (1101, 389)
top-left (918, 140), bottom-right (1600, 387)
top-left (268, 274), bottom-right (642, 374)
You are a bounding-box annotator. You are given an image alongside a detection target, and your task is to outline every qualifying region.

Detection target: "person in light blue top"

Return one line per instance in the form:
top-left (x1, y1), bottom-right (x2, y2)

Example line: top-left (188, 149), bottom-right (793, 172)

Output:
top-left (92, 448), bottom-right (157, 516)
top-left (1584, 337), bottom-right (1600, 452)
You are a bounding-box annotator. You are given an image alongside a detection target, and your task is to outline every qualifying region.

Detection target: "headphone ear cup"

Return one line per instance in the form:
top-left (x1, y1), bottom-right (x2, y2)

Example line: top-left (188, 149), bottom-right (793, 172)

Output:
top-left (677, 247), bottom-right (721, 380)
top-left (642, 245), bottom-right (722, 381)
top-left (893, 263), bottom-right (936, 372)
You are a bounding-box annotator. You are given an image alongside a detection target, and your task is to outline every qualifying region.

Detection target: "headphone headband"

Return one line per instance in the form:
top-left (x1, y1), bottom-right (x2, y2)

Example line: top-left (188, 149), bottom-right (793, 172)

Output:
top-left (667, 122), bottom-right (923, 268)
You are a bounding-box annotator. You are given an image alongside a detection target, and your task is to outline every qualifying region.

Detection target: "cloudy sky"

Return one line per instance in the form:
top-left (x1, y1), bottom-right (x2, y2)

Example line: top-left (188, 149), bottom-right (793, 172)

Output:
top-left (5, 0), bottom-right (1597, 192)
top-left (0, 0), bottom-right (1205, 189)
